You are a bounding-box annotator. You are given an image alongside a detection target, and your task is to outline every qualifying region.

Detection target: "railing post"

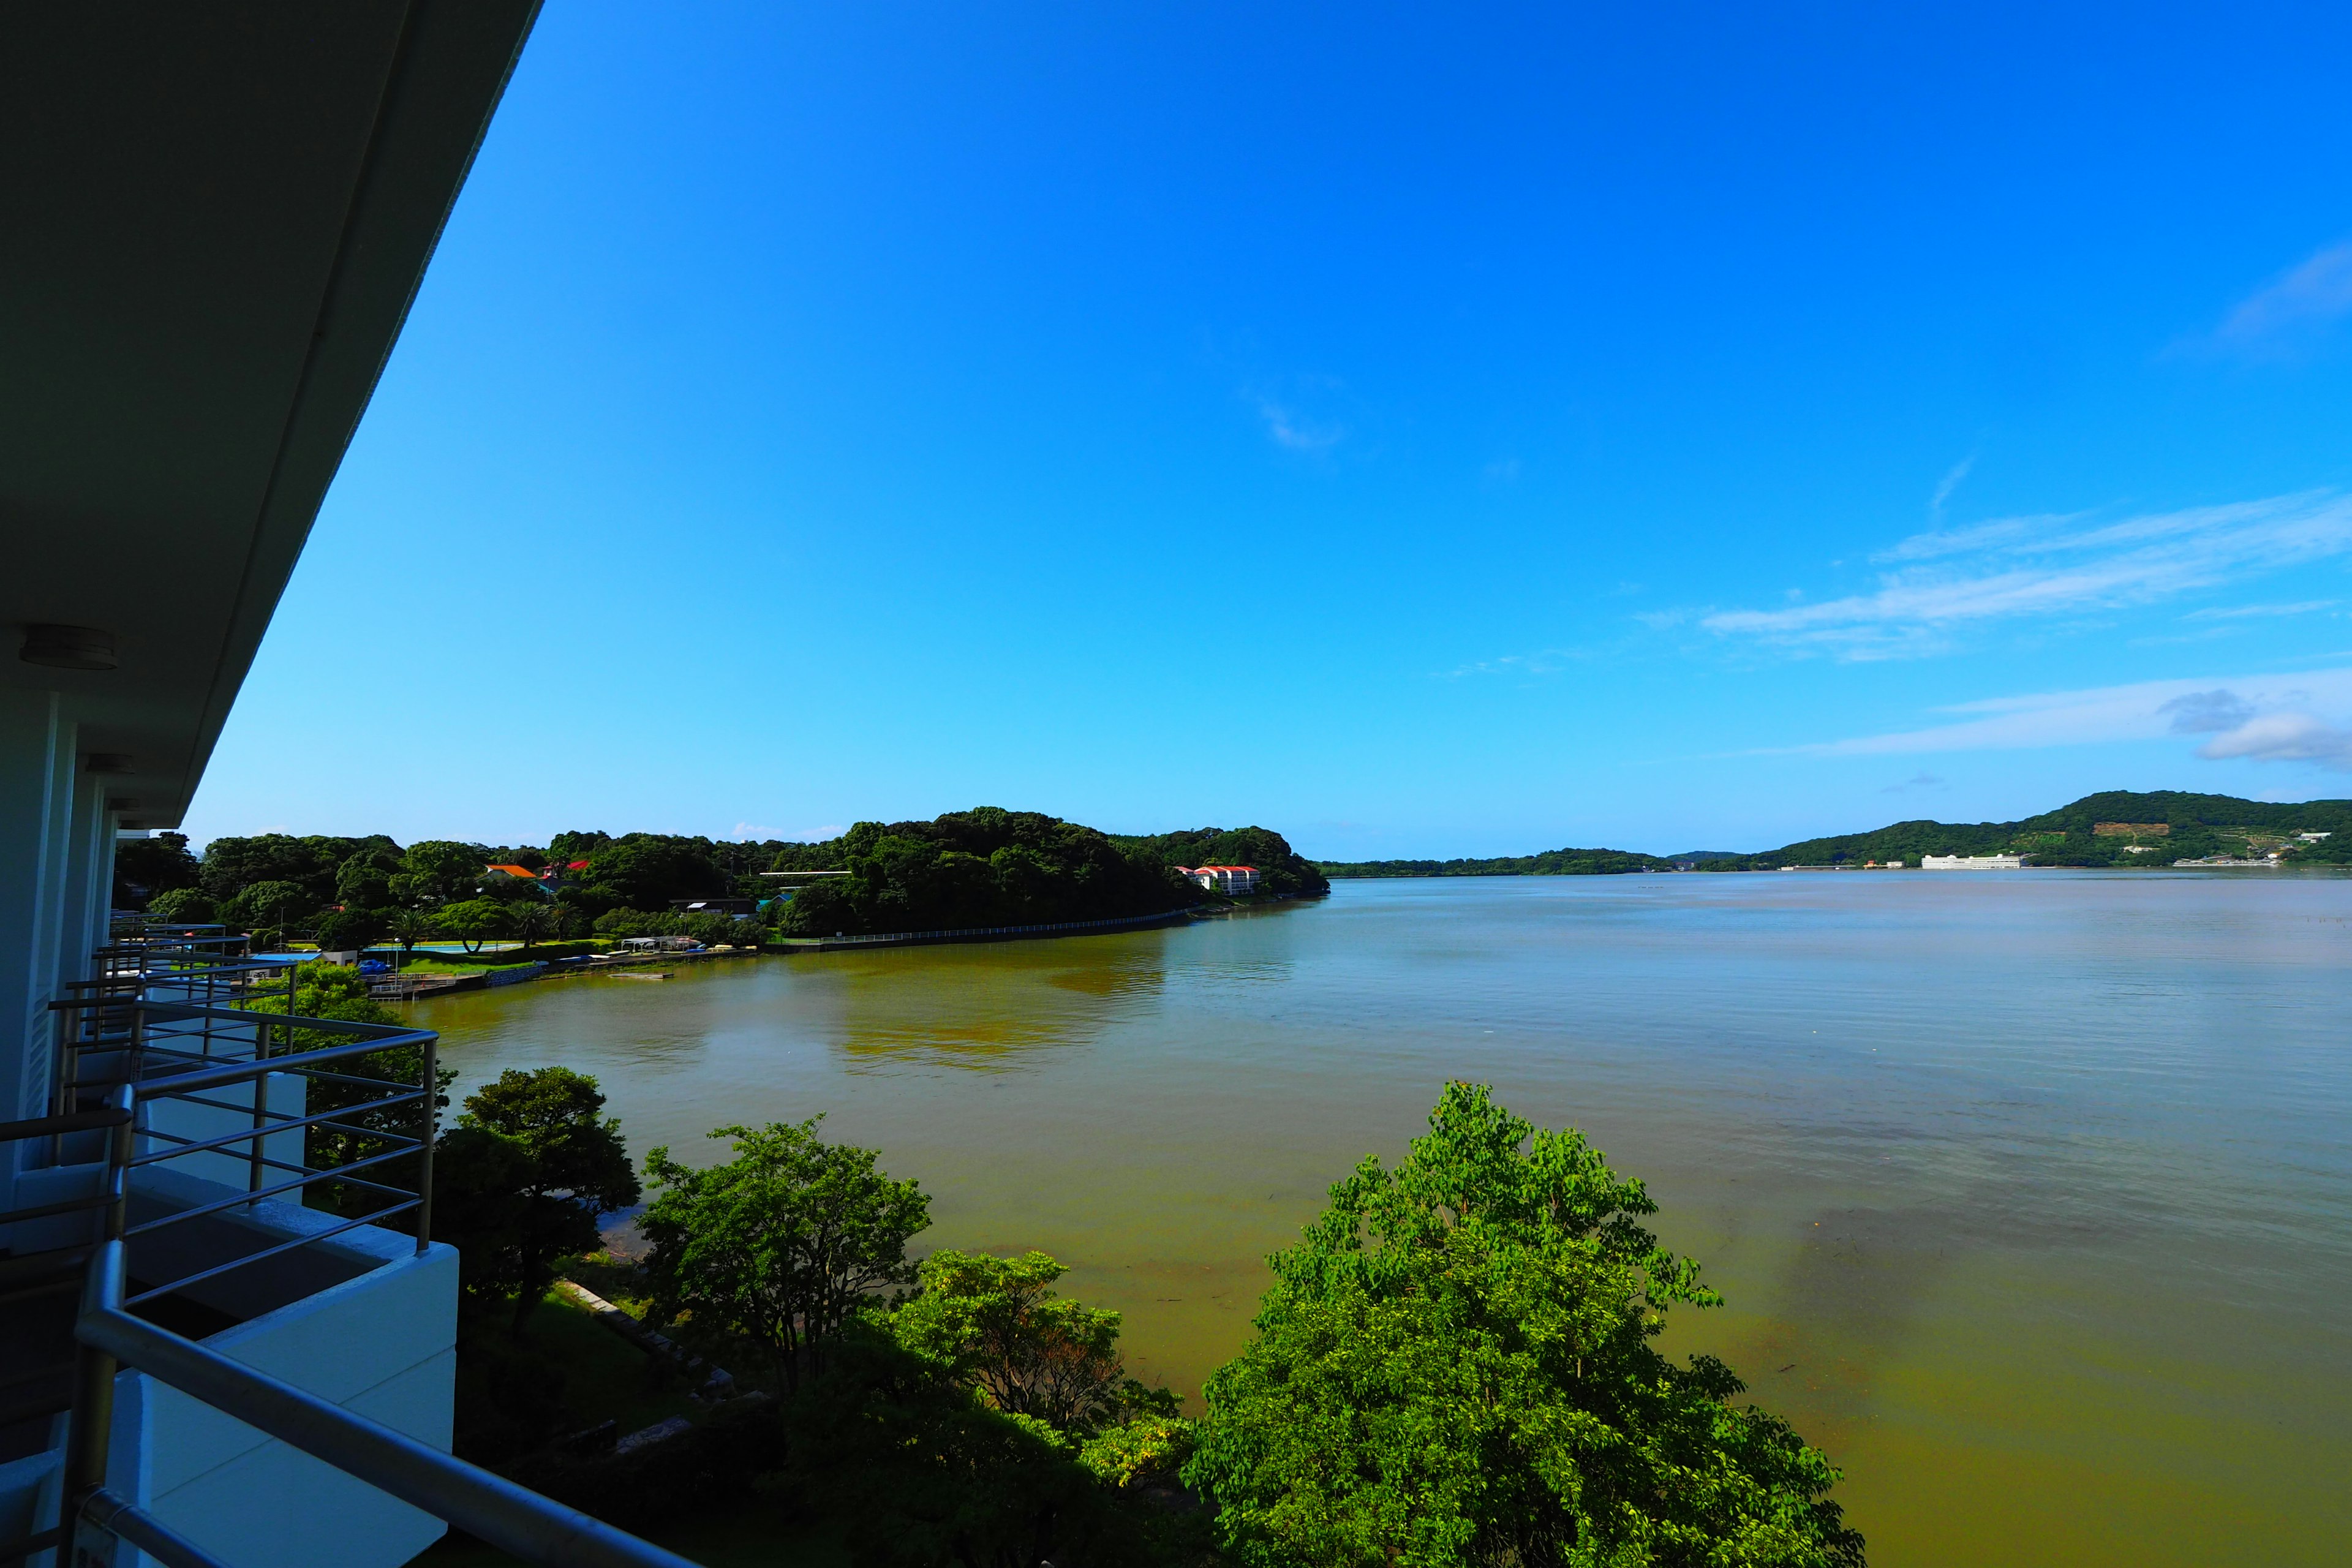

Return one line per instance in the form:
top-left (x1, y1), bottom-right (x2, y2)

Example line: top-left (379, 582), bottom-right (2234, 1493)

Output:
top-left (59, 1088), bottom-right (135, 1564)
top-left (415, 1031), bottom-right (436, 1256)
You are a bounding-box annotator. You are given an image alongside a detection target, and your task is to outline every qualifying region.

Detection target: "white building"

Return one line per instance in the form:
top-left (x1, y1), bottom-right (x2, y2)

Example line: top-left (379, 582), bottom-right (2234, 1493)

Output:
top-left (2, 13), bottom-right (687, 1568)
top-left (1920, 854), bottom-right (2026, 870)
top-left (1179, 865), bottom-right (1261, 895)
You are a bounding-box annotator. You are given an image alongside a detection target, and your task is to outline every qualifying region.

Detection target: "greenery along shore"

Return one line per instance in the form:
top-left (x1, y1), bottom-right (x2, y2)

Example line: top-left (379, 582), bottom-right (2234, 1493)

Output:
top-left (407, 1061), bottom-right (1862, 1568)
top-left (1316, 790), bottom-right (2352, 878)
top-left (112, 807), bottom-right (1329, 948)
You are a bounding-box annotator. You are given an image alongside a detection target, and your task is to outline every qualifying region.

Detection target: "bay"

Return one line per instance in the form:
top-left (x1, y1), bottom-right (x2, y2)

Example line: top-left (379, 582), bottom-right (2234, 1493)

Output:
top-left (413, 872), bottom-right (2352, 1566)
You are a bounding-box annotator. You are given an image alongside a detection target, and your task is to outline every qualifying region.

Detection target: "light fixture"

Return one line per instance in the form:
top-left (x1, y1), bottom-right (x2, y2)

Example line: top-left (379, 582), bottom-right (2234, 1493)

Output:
top-left (20, 625), bottom-right (118, 671)
top-left (84, 753), bottom-right (134, 774)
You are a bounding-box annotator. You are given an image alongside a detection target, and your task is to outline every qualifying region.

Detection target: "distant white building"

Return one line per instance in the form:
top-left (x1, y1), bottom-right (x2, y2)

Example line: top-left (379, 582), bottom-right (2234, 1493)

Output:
top-left (1180, 864), bottom-right (1261, 895)
top-left (2297, 831), bottom-right (2332, 842)
top-left (1921, 853), bottom-right (2026, 870)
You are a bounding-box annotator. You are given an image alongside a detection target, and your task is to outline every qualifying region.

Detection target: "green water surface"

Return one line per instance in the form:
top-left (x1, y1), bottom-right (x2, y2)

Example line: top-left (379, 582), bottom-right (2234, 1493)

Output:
top-left (412, 872), bottom-right (2352, 1566)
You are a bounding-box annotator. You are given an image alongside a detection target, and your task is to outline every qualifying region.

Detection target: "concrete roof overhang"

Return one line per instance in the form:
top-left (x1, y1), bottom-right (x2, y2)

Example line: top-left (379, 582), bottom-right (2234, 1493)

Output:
top-left (1, 2), bottom-right (540, 829)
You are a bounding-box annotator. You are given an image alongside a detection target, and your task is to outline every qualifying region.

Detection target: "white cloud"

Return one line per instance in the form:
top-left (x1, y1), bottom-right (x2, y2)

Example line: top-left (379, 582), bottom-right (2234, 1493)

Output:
top-left (1928, 457), bottom-right (1973, 518)
top-left (2194, 711), bottom-right (2352, 767)
top-left (1784, 665), bottom-right (2352, 772)
top-left (2204, 240), bottom-right (2352, 357)
top-left (1255, 398), bottom-right (1344, 453)
top-left (1880, 771), bottom-right (1945, 793)
top-left (1702, 491), bottom-right (2352, 659)
top-left (2182, 599), bottom-right (2336, 621)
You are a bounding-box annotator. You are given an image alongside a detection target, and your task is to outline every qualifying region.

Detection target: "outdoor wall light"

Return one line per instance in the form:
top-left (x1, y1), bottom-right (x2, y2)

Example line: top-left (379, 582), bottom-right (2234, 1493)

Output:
top-left (20, 624), bottom-right (118, 671)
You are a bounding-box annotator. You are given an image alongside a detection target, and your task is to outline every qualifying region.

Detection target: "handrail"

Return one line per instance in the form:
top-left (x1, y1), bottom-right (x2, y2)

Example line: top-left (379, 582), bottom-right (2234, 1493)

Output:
top-left (75, 1242), bottom-right (700, 1568)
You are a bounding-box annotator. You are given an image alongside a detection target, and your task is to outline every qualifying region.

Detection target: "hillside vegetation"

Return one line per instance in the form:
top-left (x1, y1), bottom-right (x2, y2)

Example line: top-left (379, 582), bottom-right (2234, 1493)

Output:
top-left (1720, 790), bottom-right (2351, 869)
top-left (1319, 846), bottom-right (1675, 878)
top-left (1314, 791), bottom-right (2351, 880)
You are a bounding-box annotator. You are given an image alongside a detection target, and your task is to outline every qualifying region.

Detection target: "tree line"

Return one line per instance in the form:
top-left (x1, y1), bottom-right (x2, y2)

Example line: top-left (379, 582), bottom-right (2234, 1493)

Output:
top-left (1316, 790), bottom-right (2352, 878)
top-left (412, 1054), bottom-right (1863, 1568)
top-left (113, 809), bottom-right (1333, 951)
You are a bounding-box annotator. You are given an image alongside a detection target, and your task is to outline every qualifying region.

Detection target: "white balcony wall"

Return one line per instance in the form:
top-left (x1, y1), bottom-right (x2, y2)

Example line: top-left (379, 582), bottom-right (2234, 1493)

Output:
top-left (103, 1186), bottom-right (458, 1568)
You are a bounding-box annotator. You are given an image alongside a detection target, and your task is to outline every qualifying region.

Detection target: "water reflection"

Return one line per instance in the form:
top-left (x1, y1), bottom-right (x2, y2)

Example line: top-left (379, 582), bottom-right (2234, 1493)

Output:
top-left (813, 941), bottom-right (1168, 1067)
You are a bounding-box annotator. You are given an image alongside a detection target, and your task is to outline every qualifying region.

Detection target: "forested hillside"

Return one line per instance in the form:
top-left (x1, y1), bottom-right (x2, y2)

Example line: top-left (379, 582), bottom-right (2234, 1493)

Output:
top-left (1719, 790), bottom-right (2352, 869)
top-left (1318, 846), bottom-right (1675, 878)
top-left (774, 808), bottom-right (1201, 935)
top-left (1110, 824), bottom-right (1331, 899)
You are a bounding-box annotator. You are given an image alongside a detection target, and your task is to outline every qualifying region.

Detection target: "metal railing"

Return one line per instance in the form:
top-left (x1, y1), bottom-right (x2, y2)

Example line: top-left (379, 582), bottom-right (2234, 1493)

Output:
top-left (0, 937), bottom-right (704, 1568)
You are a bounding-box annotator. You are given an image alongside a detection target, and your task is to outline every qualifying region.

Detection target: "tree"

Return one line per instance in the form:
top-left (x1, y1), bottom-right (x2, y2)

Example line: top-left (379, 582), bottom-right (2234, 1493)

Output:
top-left (445, 1068), bottom-right (640, 1332)
top-left (509, 902), bottom-right (552, 953)
top-left (1185, 1082), bottom-right (1865, 1568)
top-left (391, 840), bottom-right (487, 907)
top-left (894, 1251), bottom-right (1176, 1436)
top-left (639, 1117), bottom-right (931, 1392)
top-left (388, 907), bottom-right (435, 959)
top-left (313, 907), bottom-right (386, 955)
top-left (219, 878), bottom-right (315, 935)
top-left (435, 898), bottom-right (509, 954)
top-left (114, 830), bottom-right (202, 909)
top-left (145, 887), bottom-right (215, 924)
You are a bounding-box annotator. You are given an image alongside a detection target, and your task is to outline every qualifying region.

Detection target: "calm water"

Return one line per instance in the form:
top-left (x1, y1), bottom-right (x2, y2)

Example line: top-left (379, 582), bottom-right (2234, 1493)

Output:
top-left (414, 873), bottom-right (2352, 1566)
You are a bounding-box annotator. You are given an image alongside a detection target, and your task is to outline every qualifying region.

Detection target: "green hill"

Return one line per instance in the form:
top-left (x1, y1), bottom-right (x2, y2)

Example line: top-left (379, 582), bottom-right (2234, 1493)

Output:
top-left (1318, 846), bottom-right (1676, 878)
top-left (1313, 792), bottom-right (2351, 880)
top-left (1715, 789), bottom-right (2351, 869)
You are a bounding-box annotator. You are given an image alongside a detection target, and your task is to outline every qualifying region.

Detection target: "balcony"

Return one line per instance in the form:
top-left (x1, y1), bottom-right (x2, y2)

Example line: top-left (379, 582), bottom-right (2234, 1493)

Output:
top-left (0, 929), bottom-right (692, 1568)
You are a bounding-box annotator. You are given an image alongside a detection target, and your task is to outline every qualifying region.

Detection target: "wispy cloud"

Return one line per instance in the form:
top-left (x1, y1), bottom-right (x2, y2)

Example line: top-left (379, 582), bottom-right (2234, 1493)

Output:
top-left (1443, 648), bottom-right (1587, 678)
top-left (1781, 665), bottom-right (2352, 772)
top-left (1702, 491), bottom-right (2352, 660)
top-left (1880, 771), bottom-right (1945, 793)
top-left (2182, 599), bottom-right (2337, 622)
top-left (2199, 240), bottom-right (2352, 358)
top-left (1928, 457), bottom-right (1973, 519)
top-left (1256, 398), bottom-right (1345, 452)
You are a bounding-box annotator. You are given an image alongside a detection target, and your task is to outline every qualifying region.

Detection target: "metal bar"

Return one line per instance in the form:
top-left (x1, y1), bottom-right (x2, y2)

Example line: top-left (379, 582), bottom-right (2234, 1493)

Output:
top-left (0, 1193), bottom-right (115, 1227)
top-left (126, 1093), bottom-right (424, 1166)
top-left (0, 1527), bottom-right (59, 1566)
top-left (0, 1106), bottom-right (129, 1142)
top-left (415, 1031), bottom-right (437, 1254)
top-left (122, 1141), bottom-right (424, 1236)
top-left (123, 1200), bottom-right (420, 1306)
top-left (81, 1488), bottom-right (232, 1568)
top-left (127, 1035), bottom-right (432, 1097)
top-left (78, 1242), bottom-right (703, 1568)
top-left (58, 1089), bottom-right (134, 1564)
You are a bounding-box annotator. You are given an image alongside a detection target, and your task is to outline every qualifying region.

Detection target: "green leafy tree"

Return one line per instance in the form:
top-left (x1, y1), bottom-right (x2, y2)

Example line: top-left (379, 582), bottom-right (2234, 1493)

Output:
top-left (1186, 1082), bottom-right (1864, 1568)
top-left (391, 840), bottom-right (488, 907)
top-left (145, 887), bottom-right (215, 924)
top-left (894, 1251), bottom-right (1177, 1435)
top-left (313, 907), bottom-right (385, 955)
top-left (639, 1117), bottom-right (931, 1392)
top-left (508, 902), bottom-right (552, 953)
top-left (334, 848), bottom-right (401, 910)
top-left (114, 830), bottom-right (203, 908)
top-left (443, 1068), bottom-right (640, 1332)
top-left (387, 907), bottom-right (435, 959)
top-left (218, 879), bottom-right (315, 935)
top-left (435, 898), bottom-right (509, 954)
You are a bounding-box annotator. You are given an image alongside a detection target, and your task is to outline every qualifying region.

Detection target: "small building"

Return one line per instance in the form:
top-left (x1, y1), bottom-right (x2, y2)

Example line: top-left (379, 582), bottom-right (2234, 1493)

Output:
top-left (671, 897), bottom-right (758, 916)
top-left (2297, 831), bottom-right (2332, 843)
top-left (1179, 865), bottom-right (1261, 895)
top-left (1921, 853), bottom-right (2025, 870)
top-left (483, 862), bottom-right (540, 880)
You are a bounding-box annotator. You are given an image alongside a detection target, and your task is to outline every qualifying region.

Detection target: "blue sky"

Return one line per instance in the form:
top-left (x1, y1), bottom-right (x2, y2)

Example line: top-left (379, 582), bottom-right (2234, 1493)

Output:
top-left (190, 2), bottom-right (2352, 858)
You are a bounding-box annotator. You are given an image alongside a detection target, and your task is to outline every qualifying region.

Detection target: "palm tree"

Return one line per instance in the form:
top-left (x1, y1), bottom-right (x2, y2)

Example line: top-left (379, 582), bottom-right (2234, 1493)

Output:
top-left (387, 908), bottom-right (435, 968)
top-left (510, 901), bottom-right (551, 954)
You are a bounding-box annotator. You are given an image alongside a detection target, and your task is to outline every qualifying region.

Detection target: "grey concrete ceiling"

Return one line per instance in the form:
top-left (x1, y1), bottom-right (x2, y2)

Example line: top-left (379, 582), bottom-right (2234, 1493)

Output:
top-left (0, 2), bottom-right (539, 827)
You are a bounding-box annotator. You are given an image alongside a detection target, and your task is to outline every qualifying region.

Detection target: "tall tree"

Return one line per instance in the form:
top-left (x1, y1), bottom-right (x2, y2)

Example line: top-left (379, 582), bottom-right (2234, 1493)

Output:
top-left (1186, 1082), bottom-right (1865, 1568)
top-left (893, 1251), bottom-right (1175, 1435)
top-left (640, 1117), bottom-right (930, 1392)
top-left (445, 1068), bottom-right (640, 1332)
